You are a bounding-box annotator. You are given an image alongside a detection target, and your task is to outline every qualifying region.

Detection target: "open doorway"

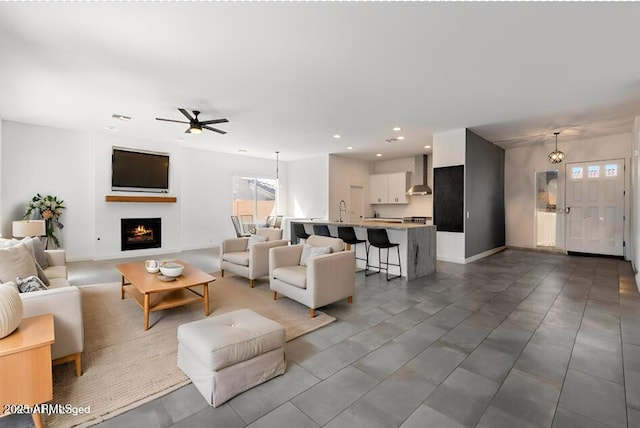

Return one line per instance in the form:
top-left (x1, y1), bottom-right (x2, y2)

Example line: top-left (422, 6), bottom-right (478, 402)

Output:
top-left (535, 170), bottom-right (559, 248)
top-left (349, 185), bottom-right (364, 222)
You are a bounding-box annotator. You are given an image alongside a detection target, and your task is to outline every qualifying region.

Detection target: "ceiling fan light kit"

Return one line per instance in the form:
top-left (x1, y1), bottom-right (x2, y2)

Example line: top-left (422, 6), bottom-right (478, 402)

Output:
top-left (187, 124), bottom-right (203, 134)
top-left (156, 108), bottom-right (228, 135)
top-left (548, 131), bottom-right (565, 164)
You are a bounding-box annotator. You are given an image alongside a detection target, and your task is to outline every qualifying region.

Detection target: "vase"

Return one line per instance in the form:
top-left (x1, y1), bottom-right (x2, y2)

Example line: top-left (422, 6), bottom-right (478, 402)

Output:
top-left (29, 207), bottom-right (41, 220)
top-left (0, 283), bottom-right (23, 339)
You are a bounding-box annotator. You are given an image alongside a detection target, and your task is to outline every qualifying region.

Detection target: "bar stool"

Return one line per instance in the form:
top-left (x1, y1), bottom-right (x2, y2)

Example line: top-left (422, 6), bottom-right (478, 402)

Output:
top-left (366, 228), bottom-right (402, 281)
top-left (313, 224), bottom-right (332, 237)
top-left (293, 223), bottom-right (310, 243)
top-left (337, 226), bottom-right (368, 266)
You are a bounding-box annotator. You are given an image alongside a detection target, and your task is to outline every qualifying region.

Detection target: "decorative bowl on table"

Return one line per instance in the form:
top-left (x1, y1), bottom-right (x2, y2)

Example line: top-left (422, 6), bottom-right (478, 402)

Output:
top-left (144, 260), bottom-right (160, 273)
top-left (159, 262), bottom-right (184, 278)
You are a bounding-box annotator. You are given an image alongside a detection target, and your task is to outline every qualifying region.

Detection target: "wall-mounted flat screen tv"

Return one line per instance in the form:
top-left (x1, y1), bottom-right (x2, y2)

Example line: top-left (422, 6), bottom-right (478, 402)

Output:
top-left (112, 147), bottom-right (170, 193)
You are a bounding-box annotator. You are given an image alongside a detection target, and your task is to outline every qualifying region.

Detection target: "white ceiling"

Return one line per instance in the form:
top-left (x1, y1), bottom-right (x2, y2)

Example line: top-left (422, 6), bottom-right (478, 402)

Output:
top-left (1, 2), bottom-right (640, 161)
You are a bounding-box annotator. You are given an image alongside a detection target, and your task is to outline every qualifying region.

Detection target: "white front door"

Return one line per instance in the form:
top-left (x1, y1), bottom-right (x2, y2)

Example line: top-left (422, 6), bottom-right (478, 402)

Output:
top-left (349, 185), bottom-right (364, 222)
top-left (566, 159), bottom-right (625, 256)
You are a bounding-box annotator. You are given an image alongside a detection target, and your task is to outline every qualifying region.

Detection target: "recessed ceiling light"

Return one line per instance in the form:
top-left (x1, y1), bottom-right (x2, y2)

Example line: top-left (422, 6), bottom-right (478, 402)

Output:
top-left (347, 146), bottom-right (354, 150)
top-left (425, 145), bottom-right (431, 149)
top-left (393, 127), bottom-right (402, 132)
top-left (376, 153), bottom-right (382, 157)
top-left (111, 114), bottom-right (131, 121)
top-left (333, 134), bottom-right (341, 139)
top-left (397, 136), bottom-right (405, 140)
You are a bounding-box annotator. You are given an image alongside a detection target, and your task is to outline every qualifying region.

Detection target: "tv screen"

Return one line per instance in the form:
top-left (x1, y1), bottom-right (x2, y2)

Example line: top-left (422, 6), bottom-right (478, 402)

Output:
top-left (112, 148), bottom-right (170, 193)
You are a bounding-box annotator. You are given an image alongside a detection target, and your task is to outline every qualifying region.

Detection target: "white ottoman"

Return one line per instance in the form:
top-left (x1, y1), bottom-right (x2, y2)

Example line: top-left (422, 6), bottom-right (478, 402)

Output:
top-left (177, 308), bottom-right (286, 407)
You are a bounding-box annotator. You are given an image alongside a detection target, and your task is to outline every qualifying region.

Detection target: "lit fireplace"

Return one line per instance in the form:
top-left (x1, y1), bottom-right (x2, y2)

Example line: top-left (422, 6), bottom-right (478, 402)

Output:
top-left (121, 218), bottom-right (161, 251)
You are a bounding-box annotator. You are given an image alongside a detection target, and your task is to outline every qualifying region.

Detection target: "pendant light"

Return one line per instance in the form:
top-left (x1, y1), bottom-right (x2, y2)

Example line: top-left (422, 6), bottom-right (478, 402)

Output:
top-left (275, 151), bottom-right (280, 215)
top-left (548, 132), bottom-right (565, 164)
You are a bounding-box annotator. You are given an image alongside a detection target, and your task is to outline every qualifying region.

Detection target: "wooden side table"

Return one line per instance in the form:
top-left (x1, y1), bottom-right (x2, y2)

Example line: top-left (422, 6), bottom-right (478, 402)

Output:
top-left (0, 314), bottom-right (55, 428)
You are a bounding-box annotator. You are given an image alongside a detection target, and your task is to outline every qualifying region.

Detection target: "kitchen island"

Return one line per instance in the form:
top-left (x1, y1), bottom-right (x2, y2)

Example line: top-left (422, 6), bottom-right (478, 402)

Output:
top-left (290, 220), bottom-right (436, 280)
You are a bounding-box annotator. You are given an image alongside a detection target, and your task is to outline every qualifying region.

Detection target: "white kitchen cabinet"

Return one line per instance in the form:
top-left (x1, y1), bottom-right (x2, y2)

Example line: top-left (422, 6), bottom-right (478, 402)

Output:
top-left (370, 174), bottom-right (389, 204)
top-left (388, 172), bottom-right (410, 204)
top-left (369, 172), bottom-right (410, 204)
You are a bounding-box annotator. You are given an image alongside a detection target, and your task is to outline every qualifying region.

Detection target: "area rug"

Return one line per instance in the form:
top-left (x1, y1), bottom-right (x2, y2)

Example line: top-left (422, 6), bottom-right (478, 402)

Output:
top-left (45, 274), bottom-right (335, 427)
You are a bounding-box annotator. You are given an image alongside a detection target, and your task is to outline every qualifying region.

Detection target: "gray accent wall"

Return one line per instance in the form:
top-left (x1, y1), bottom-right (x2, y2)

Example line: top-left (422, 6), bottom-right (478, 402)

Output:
top-left (465, 130), bottom-right (505, 258)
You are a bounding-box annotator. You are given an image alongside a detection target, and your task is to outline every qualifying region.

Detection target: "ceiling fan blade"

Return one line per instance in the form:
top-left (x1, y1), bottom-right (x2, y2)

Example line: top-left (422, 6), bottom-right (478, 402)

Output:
top-left (199, 118), bottom-right (229, 125)
top-left (203, 125), bottom-right (227, 134)
top-left (156, 118), bottom-right (189, 124)
top-left (178, 108), bottom-right (194, 121)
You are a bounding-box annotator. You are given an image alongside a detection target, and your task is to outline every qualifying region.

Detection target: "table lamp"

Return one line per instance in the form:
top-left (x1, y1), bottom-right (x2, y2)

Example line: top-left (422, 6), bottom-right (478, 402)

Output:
top-left (12, 220), bottom-right (46, 238)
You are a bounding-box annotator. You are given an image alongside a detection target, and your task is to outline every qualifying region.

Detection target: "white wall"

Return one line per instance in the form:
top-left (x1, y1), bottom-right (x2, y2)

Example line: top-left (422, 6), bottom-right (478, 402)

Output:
top-left (432, 129), bottom-right (466, 168)
top-left (0, 119), bottom-right (3, 235)
top-left (287, 155), bottom-right (328, 219)
top-left (631, 117), bottom-right (640, 285)
top-left (93, 133), bottom-right (182, 259)
top-left (1, 121), bottom-right (95, 257)
top-left (181, 148), bottom-right (287, 251)
top-left (505, 133), bottom-right (632, 253)
top-left (433, 128), bottom-right (466, 263)
top-left (328, 155), bottom-right (371, 221)
top-left (1, 120), bottom-right (287, 261)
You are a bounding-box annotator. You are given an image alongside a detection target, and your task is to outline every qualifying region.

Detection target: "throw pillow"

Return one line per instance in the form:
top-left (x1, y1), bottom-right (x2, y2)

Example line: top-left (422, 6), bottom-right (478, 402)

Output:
top-left (29, 237), bottom-right (49, 269)
top-left (17, 237), bottom-right (50, 286)
top-left (300, 245), bottom-right (332, 266)
top-left (0, 281), bottom-right (19, 293)
top-left (16, 276), bottom-right (48, 293)
top-left (0, 238), bottom-right (19, 249)
top-left (247, 234), bottom-right (268, 251)
top-left (0, 243), bottom-right (39, 284)
top-left (0, 282), bottom-right (23, 339)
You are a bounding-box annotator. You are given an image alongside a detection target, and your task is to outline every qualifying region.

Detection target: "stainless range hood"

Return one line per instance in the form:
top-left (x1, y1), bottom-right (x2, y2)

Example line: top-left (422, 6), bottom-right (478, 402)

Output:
top-left (406, 155), bottom-right (432, 195)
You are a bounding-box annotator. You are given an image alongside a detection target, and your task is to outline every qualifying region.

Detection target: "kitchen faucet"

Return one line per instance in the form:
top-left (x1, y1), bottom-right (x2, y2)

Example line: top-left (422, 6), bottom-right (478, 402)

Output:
top-left (339, 200), bottom-right (347, 222)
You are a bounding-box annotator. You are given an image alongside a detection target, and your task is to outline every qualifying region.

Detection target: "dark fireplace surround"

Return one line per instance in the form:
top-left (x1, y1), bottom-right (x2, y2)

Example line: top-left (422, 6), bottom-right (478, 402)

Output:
top-left (121, 218), bottom-right (161, 251)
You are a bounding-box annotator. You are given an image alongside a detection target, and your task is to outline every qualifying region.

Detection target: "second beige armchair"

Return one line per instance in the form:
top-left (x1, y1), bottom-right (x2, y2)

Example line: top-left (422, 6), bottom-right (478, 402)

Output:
top-left (220, 228), bottom-right (288, 287)
top-left (269, 235), bottom-right (355, 317)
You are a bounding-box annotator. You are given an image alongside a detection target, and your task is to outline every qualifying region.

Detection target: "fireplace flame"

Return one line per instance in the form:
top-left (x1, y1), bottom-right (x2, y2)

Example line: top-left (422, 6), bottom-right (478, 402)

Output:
top-left (134, 225), bottom-right (151, 236)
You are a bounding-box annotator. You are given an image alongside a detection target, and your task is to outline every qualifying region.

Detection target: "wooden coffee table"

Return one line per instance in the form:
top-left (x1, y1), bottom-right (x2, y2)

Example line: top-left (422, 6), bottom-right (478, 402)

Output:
top-left (116, 260), bottom-right (215, 330)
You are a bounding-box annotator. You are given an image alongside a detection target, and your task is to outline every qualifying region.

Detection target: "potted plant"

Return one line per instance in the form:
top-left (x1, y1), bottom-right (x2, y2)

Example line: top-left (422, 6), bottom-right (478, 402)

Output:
top-left (23, 194), bottom-right (65, 249)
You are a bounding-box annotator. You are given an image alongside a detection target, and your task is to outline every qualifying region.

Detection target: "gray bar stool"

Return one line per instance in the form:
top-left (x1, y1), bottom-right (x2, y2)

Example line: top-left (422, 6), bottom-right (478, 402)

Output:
top-left (293, 223), bottom-right (310, 242)
top-left (366, 228), bottom-right (401, 281)
top-left (313, 224), bottom-right (332, 237)
top-left (337, 226), bottom-right (368, 265)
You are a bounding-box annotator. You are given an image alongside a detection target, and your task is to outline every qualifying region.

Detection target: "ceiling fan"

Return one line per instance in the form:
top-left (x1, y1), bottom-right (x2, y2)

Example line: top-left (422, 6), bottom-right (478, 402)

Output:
top-left (155, 108), bottom-right (228, 134)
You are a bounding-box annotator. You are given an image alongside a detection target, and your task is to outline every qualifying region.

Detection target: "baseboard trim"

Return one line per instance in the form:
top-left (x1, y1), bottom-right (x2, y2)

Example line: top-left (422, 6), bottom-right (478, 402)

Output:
top-left (436, 256), bottom-right (467, 264)
top-left (465, 246), bottom-right (506, 264)
top-left (507, 245), bottom-right (566, 255)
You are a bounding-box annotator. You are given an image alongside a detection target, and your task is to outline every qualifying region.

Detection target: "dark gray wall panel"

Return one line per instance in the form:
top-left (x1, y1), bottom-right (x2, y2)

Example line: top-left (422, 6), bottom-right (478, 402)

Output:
top-left (434, 165), bottom-right (464, 233)
top-left (465, 130), bottom-right (505, 257)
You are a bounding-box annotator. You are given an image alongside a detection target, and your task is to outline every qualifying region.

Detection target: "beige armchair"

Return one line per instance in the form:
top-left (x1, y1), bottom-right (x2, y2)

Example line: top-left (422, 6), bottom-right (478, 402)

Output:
top-left (269, 235), bottom-right (355, 317)
top-left (0, 239), bottom-right (83, 375)
top-left (21, 286), bottom-right (84, 376)
top-left (220, 228), bottom-right (288, 287)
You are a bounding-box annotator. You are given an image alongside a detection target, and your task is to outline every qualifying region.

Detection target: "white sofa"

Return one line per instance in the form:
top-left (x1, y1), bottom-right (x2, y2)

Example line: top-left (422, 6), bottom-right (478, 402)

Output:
top-left (269, 235), bottom-right (355, 317)
top-left (0, 239), bottom-right (83, 376)
top-left (220, 228), bottom-right (288, 287)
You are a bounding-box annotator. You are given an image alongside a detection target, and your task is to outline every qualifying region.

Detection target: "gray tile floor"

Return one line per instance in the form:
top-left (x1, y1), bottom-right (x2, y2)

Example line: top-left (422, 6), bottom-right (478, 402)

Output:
top-left (3, 248), bottom-right (640, 427)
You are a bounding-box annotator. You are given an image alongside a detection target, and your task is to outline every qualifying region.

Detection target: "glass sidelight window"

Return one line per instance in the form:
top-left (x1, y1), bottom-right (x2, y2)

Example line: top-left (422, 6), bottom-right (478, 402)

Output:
top-left (535, 170), bottom-right (559, 247)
